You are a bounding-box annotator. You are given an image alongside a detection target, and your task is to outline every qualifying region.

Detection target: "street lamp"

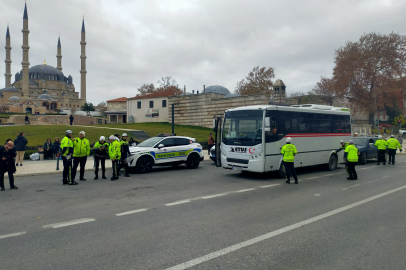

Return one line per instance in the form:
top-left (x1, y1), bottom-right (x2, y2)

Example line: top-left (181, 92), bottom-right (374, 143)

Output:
top-left (171, 103), bottom-right (179, 135)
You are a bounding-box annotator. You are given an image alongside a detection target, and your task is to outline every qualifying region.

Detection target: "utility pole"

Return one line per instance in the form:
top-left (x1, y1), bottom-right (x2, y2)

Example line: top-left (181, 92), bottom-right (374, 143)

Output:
top-left (171, 103), bottom-right (179, 134)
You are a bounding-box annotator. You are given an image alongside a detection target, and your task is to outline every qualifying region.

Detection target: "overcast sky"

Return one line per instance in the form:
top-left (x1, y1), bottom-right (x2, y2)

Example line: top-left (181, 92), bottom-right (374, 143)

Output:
top-left (1, 0), bottom-right (405, 104)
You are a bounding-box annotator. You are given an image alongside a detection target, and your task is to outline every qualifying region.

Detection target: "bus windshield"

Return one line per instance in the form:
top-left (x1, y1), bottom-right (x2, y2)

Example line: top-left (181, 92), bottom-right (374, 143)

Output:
top-left (222, 110), bottom-right (264, 146)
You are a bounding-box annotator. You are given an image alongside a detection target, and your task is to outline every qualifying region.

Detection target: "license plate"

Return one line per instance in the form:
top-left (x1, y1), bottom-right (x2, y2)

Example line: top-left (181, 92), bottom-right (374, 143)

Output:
top-left (232, 166), bottom-right (242, 171)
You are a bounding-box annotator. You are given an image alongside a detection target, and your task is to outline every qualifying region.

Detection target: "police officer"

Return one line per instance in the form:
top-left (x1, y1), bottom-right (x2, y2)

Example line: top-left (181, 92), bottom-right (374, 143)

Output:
top-left (375, 135), bottom-right (388, 165)
top-left (119, 133), bottom-right (131, 177)
top-left (387, 134), bottom-right (402, 165)
top-left (60, 130), bottom-right (77, 185)
top-left (281, 137), bottom-right (298, 184)
top-left (344, 140), bottom-right (359, 180)
top-left (72, 131), bottom-right (90, 181)
top-left (335, 140), bottom-right (349, 178)
top-left (93, 136), bottom-right (109, 180)
top-left (109, 135), bottom-right (121, 181)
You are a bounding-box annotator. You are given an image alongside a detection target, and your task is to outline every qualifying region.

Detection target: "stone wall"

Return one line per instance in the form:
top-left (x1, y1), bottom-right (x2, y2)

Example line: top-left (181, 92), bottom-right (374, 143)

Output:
top-left (107, 101), bottom-right (127, 111)
top-left (7, 114), bottom-right (104, 125)
top-left (168, 93), bottom-right (269, 128)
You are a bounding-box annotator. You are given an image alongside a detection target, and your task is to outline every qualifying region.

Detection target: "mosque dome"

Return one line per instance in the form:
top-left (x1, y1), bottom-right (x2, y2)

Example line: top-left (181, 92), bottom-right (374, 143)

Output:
top-left (0, 87), bottom-right (19, 93)
top-left (15, 64), bottom-right (66, 82)
top-left (9, 95), bottom-right (20, 101)
top-left (98, 101), bottom-right (107, 106)
top-left (205, 85), bottom-right (231, 96)
top-left (38, 94), bottom-right (52, 100)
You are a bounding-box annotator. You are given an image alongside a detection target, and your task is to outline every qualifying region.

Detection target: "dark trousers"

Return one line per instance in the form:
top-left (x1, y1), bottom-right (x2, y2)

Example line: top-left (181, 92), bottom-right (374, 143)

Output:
top-left (284, 161), bottom-right (297, 181)
top-left (72, 156), bottom-right (87, 180)
top-left (377, 150), bottom-right (386, 164)
top-left (0, 164), bottom-right (15, 188)
top-left (347, 162), bottom-right (357, 179)
top-left (62, 156), bottom-right (72, 183)
top-left (345, 163), bottom-right (349, 177)
top-left (70, 120), bottom-right (73, 126)
top-left (119, 156), bottom-right (129, 175)
top-left (208, 144), bottom-right (214, 155)
top-left (388, 149), bottom-right (397, 164)
top-left (44, 149), bottom-right (52, 159)
top-left (112, 160), bottom-right (119, 178)
top-left (94, 156), bottom-right (106, 177)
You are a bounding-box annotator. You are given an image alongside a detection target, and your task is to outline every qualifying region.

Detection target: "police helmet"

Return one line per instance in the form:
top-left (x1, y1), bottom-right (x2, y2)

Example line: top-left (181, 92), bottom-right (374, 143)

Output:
top-left (286, 137), bottom-right (292, 143)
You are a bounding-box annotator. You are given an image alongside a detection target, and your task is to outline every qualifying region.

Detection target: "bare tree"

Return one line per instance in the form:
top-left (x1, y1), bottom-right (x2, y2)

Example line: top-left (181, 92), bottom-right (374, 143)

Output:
top-left (157, 76), bottom-right (177, 90)
top-left (313, 76), bottom-right (339, 106)
top-left (235, 66), bottom-right (275, 98)
top-left (137, 83), bottom-right (155, 95)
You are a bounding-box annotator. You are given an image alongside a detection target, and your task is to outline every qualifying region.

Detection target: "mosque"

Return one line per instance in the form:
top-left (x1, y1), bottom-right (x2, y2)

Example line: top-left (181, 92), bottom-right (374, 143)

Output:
top-left (0, 3), bottom-right (87, 114)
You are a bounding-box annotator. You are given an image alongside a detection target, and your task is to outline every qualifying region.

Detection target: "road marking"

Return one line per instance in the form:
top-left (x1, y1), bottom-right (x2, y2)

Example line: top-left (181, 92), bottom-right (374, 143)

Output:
top-left (165, 184), bottom-right (406, 270)
top-left (259, 184), bottom-right (280, 188)
top-left (165, 200), bottom-right (191, 206)
top-left (341, 188), bottom-right (348, 190)
top-left (201, 193), bottom-right (226, 199)
top-left (43, 218), bottom-right (96, 229)
top-left (323, 174), bottom-right (334, 177)
top-left (116, 208), bottom-right (148, 216)
top-left (0, 231), bottom-right (26, 239)
top-left (349, 184), bottom-right (361, 187)
top-left (305, 177), bottom-right (318, 180)
top-left (314, 193), bottom-right (321, 196)
top-left (235, 188), bottom-right (256, 193)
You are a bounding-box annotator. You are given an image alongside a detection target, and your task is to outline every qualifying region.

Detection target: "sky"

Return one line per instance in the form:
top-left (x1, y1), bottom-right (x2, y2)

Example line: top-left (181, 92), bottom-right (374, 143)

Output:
top-left (0, 0), bottom-right (405, 104)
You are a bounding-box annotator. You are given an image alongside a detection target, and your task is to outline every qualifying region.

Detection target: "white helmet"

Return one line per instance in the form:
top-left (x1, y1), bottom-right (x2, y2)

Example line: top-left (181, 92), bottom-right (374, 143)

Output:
top-left (391, 135), bottom-right (394, 138)
top-left (286, 137), bottom-right (292, 143)
top-left (122, 133), bottom-right (128, 137)
top-left (79, 131), bottom-right (85, 136)
top-left (349, 140), bottom-right (354, 144)
top-left (109, 135), bottom-right (115, 140)
top-left (100, 136), bottom-right (105, 141)
top-left (378, 135), bottom-right (382, 139)
top-left (339, 140), bottom-right (344, 144)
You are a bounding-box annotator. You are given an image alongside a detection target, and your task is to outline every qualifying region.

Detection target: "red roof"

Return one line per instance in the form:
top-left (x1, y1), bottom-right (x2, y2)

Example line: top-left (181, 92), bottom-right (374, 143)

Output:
top-left (107, 97), bottom-right (127, 102)
top-left (128, 89), bottom-right (180, 100)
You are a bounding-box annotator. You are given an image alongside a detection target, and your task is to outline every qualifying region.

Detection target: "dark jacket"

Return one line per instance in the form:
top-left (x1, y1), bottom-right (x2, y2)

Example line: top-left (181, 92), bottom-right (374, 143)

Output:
top-left (44, 140), bottom-right (52, 152)
top-left (70, 115), bottom-right (74, 121)
top-left (14, 135), bottom-right (28, 151)
top-left (0, 146), bottom-right (16, 172)
top-left (53, 141), bottom-right (61, 153)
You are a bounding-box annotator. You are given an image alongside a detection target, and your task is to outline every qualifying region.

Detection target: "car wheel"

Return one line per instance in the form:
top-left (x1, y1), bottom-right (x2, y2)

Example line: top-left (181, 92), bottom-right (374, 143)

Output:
top-left (327, 154), bottom-right (338, 171)
top-left (278, 162), bottom-right (286, 179)
top-left (136, 156), bottom-right (153, 173)
top-left (186, 154), bottom-right (200, 169)
top-left (359, 153), bottom-right (367, 165)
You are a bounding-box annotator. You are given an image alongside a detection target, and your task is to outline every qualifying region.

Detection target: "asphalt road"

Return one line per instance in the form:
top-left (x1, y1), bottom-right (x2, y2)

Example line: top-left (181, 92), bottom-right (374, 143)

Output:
top-left (1, 157), bottom-right (406, 270)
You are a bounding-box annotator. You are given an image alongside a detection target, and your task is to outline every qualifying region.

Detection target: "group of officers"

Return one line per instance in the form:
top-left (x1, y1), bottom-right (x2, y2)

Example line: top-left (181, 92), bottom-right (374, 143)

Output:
top-left (60, 130), bottom-right (132, 185)
top-left (281, 134), bottom-right (403, 184)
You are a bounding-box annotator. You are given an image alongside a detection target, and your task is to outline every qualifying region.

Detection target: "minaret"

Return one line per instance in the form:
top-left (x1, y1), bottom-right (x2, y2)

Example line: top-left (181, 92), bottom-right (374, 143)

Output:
top-left (4, 24), bottom-right (12, 88)
top-left (80, 17), bottom-right (87, 101)
top-left (21, 2), bottom-right (30, 96)
top-left (56, 36), bottom-right (62, 71)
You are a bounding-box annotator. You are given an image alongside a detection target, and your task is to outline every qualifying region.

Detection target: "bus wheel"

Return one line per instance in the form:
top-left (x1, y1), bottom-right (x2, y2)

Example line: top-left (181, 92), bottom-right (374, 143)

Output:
top-left (278, 163), bottom-right (286, 178)
top-left (327, 154), bottom-right (338, 171)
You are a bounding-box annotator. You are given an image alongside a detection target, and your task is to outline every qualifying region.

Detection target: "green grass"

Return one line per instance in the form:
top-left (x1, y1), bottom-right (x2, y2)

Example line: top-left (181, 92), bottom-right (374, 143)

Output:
top-left (0, 122), bottom-right (213, 147)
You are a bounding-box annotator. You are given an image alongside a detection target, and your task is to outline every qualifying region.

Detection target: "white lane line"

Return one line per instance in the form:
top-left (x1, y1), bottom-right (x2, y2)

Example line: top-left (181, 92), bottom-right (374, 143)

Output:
top-left (305, 177), bottom-right (318, 180)
top-left (0, 231), bottom-right (26, 240)
top-left (43, 218), bottom-right (96, 229)
top-left (259, 184), bottom-right (281, 188)
top-left (235, 188), bottom-right (256, 193)
top-left (323, 174), bottom-right (334, 177)
top-left (165, 200), bottom-right (191, 206)
top-left (201, 193), bottom-right (226, 199)
top-left (165, 184), bottom-right (406, 270)
top-left (349, 184), bottom-right (361, 187)
top-left (116, 208), bottom-right (148, 216)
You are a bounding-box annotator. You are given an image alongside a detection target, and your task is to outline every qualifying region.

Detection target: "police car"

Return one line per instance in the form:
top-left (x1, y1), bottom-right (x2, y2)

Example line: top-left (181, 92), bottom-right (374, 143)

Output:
top-left (126, 135), bottom-right (204, 173)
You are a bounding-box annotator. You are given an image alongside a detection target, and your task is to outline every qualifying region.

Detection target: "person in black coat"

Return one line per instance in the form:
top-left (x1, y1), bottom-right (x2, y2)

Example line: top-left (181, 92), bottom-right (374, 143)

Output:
top-left (44, 138), bottom-right (53, 159)
top-left (53, 137), bottom-right (61, 159)
top-left (69, 115), bottom-right (74, 126)
top-left (0, 141), bottom-right (18, 191)
top-left (14, 132), bottom-right (28, 166)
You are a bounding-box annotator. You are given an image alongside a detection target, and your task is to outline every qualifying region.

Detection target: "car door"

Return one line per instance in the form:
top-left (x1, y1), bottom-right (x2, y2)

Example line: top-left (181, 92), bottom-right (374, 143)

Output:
top-left (367, 138), bottom-right (375, 158)
top-left (154, 138), bottom-right (180, 164)
top-left (370, 138), bottom-right (378, 158)
top-left (174, 138), bottom-right (192, 161)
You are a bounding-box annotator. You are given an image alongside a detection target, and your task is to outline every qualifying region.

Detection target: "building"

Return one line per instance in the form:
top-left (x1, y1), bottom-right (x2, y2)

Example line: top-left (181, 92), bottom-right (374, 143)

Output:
top-left (106, 97), bottom-right (127, 123)
top-left (0, 3), bottom-right (87, 114)
top-left (127, 89), bottom-right (175, 123)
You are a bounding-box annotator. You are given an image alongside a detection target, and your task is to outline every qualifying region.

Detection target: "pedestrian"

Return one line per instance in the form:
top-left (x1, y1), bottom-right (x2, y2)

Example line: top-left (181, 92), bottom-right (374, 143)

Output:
top-left (344, 140), bottom-right (360, 180)
top-left (335, 140), bottom-right (349, 177)
top-left (398, 134), bottom-right (403, 145)
top-left (14, 132), bottom-right (28, 166)
top-left (281, 137), bottom-right (298, 184)
top-left (354, 132), bottom-right (359, 137)
top-left (72, 131), bottom-right (90, 181)
top-left (119, 133), bottom-right (131, 178)
top-left (375, 135), bottom-right (388, 165)
top-left (93, 136), bottom-right (109, 180)
top-left (208, 133), bottom-right (215, 155)
top-left (60, 130), bottom-right (77, 185)
top-left (387, 134), bottom-right (402, 165)
top-left (25, 115), bottom-right (30, 125)
top-left (69, 114), bottom-right (74, 126)
top-left (53, 137), bottom-right (61, 159)
top-left (109, 135), bottom-right (121, 181)
top-left (0, 141), bottom-right (18, 191)
top-left (43, 138), bottom-right (53, 159)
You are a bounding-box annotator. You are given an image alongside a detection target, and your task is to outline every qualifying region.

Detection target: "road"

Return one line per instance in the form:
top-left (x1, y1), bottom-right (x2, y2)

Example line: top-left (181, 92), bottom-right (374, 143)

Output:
top-left (1, 157), bottom-right (406, 269)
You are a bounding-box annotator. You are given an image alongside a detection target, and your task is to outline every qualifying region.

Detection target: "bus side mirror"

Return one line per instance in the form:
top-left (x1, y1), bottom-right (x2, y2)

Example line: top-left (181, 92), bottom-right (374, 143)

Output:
top-left (213, 119), bottom-right (217, 132)
top-left (265, 117), bottom-right (270, 128)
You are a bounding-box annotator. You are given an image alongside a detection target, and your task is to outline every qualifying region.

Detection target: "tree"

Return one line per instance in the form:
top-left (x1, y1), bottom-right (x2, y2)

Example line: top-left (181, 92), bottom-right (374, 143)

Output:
top-left (333, 32), bottom-right (406, 125)
top-left (157, 76), bottom-right (177, 90)
top-left (81, 102), bottom-right (95, 114)
top-left (393, 115), bottom-right (406, 127)
top-left (235, 66), bottom-right (275, 98)
top-left (155, 85), bottom-right (182, 96)
top-left (385, 104), bottom-right (402, 125)
top-left (313, 76), bottom-right (339, 106)
top-left (137, 83), bottom-right (155, 95)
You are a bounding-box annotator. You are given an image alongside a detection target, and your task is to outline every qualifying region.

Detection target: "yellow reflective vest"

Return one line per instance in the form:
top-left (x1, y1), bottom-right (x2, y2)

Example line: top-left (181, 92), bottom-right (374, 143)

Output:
top-left (345, 145), bottom-right (359, 162)
top-left (281, 143), bottom-right (297, 162)
top-left (60, 136), bottom-right (73, 156)
top-left (109, 140), bottom-right (121, 160)
top-left (375, 139), bottom-right (388, 150)
top-left (73, 138), bottom-right (90, 157)
top-left (387, 138), bottom-right (401, 150)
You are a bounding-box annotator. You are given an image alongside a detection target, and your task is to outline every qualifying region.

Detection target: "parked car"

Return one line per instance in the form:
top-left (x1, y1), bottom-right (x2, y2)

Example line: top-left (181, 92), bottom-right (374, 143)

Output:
top-left (352, 137), bottom-right (387, 165)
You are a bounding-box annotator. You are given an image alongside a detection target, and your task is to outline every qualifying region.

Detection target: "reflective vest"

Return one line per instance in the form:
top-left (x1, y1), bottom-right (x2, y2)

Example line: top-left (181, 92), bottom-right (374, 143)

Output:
top-left (60, 136), bottom-right (73, 156)
top-left (375, 139), bottom-right (388, 150)
top-left (93, 141), bottom-right (109, 157)
top-left (345, 145), bottom-right (359, 162)
top-left (387, 138), bottom-right (401, 150)
top-left (73, 138), bottom-right (90, 157)
top-left (109, 140), bottom-right (121, 160)
top-left (281, 143), bottom-right (297, 162)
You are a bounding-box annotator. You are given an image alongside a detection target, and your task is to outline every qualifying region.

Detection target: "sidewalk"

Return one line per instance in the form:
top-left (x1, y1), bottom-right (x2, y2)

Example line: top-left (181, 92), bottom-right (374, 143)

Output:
top-left (14, 153), bottom-right (212, 177)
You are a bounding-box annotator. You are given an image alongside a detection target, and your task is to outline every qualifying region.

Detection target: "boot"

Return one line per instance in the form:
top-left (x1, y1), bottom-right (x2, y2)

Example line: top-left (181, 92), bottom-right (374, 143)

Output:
top-left (102, 173), bottom-right (107, 179)
top-left (94, 174), bottom-right (98, 180)
top-left (285, 179), bottom-right (291, 184)
top-left (294, 179), bottom-right (298, 184)
top-left (111, 177), bottom-right (118, 181)
top-left (69, 181), bottom-right (78, 185)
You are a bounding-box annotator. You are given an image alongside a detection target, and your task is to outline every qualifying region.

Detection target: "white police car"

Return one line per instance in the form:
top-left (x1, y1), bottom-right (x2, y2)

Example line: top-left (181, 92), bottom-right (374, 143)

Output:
top-left (126, 135), bottom-right (204, 173)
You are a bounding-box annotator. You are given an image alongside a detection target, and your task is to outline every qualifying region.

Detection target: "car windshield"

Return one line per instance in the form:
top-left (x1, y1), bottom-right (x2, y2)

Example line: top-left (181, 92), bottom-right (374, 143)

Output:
top-left (136, 137), bottom-right (162, 148)
top-left (352, 138), bottom-right (368, 146)
top-left (222, 110), bottom-right (263, 146)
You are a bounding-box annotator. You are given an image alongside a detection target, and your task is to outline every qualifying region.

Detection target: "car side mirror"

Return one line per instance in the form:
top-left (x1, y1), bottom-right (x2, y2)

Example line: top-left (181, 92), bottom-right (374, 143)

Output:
top-left (158, 144), bottom-right (164, 149)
